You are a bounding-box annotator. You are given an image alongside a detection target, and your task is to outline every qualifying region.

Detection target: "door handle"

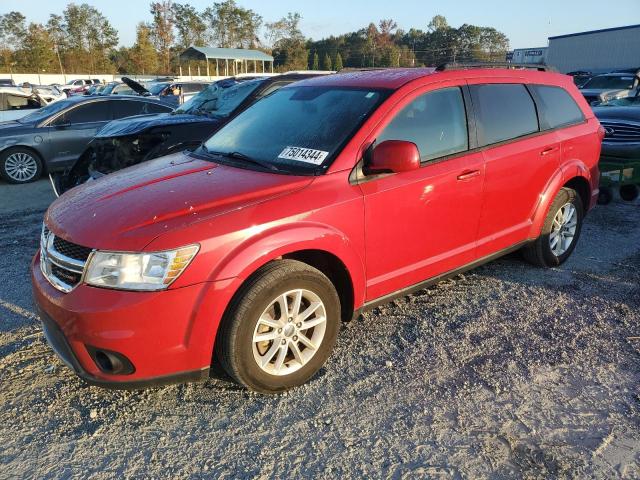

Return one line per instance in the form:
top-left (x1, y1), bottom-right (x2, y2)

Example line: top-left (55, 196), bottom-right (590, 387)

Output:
top-left (457, 169), bottom-right (481, 181)
top-left (540, 146), bottom-right (559, 156)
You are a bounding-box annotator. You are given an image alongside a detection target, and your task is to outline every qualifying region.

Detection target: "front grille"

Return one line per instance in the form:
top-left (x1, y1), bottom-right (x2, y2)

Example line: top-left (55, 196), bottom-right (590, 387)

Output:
top-left (40, 225), bottom-right (93, 293)
top-left (53, 237), bottom-right (93, 262)
top-left (600, 121), bottom-right (640, 143)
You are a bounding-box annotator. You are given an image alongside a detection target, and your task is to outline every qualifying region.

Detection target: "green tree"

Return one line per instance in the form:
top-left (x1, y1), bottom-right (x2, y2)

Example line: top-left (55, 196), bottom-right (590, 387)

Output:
top-left (334, 52), bottom-right (343, 71)
top-left (131, 23), bottom-right (159, 74)
top-left (312, 51), bottom-right (319, 70)
top-left (204, 0), bottom-right (262, 48)
top-left (267, 12), bottom-right (307, 71)
top-left (172, 3), bottom-right (208, 48)
top-left (0, 12), bottom-right (27, 71)
top-left (322, 53), bottom-right (332, 70)
top-left (149, 1), bottom-right (175, 73)
top-left (16, 23), bottom-right (57, 72)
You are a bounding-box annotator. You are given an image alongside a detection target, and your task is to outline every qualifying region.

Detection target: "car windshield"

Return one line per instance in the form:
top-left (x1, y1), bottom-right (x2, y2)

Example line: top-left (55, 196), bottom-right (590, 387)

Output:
top-left (175, 79), bottom-right (262, 116)
top-left (202, 86), bottom-right (388, 174)
top-left (583, 75), bottom-right (636, 90)
top-left (600, 95), bottom-right (640, 107)
top-left (17, 99), bottom-right (72, 123)
top-left (147, 83), bottom-right (169, 95)
top-left (100, 83), bottom-right (118, 95)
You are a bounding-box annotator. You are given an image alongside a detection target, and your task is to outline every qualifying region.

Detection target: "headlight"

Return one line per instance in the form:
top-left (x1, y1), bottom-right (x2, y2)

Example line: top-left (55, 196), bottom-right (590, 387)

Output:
top-left (84, 245), bottom-right (199, 291)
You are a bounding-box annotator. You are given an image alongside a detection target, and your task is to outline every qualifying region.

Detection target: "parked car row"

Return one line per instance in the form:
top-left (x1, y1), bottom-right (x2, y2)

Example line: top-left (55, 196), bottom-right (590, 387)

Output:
top-left (31, 65), bottom-right (603, 393)
top-left (576, 69), bottom-right (640, 105)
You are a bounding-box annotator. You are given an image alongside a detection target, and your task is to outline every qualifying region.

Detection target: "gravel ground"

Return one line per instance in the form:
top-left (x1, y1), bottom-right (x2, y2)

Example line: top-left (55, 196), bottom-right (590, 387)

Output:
top-left (1, 179), bottom-right (639, 479)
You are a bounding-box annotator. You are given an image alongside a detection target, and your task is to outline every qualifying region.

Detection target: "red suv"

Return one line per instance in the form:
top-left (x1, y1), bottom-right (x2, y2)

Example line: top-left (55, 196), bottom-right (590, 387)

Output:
top-left (32, 67), bottom-right (603, 393)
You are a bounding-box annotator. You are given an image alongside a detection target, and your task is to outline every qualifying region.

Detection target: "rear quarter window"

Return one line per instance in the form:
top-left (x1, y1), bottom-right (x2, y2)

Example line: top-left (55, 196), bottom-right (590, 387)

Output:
top-left (530, 85), bottom-right (585, 130)
top-left (470, 84), bottom-right (539, 146)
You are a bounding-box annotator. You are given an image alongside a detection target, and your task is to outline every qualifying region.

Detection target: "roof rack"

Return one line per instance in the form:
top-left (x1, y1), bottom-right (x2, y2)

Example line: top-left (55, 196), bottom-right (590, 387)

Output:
top-left (435, 62), bottom-right (556, 72)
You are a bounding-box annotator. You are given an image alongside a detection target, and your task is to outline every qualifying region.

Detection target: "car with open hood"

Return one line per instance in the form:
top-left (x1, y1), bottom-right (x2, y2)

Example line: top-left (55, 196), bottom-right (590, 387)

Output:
top-left (33, 66), bottom-right (602, 393)
top-left (52, 73), bottom-right (324, 195)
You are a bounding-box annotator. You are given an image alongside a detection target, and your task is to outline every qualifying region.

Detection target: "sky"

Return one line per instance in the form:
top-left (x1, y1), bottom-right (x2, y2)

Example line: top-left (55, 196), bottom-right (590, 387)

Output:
top-left (11, 0), bottom-right (640, 49)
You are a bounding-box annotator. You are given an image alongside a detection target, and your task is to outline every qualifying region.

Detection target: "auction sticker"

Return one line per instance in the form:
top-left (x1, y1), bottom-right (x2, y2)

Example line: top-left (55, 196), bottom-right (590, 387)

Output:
top-left (278, 146), bottom-right (328, 165)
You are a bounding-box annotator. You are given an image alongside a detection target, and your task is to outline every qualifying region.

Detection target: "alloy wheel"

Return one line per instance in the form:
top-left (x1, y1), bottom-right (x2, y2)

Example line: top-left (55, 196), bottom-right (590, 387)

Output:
top-left (5, 152), bottom-right (38, 182)
top-left (252, 289), bottom-right (327, 376)
top-left (549, 202), bottom-right (578, 256)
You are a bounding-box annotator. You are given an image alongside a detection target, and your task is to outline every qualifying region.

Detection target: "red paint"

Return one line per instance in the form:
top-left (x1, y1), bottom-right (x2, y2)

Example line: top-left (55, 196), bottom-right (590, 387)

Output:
top-left (32, 68), bottom-right (601, 386)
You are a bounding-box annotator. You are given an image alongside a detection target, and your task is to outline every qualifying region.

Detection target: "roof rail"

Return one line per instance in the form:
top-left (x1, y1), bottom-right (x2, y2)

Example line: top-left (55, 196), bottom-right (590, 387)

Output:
top-left (435, 62), bottom-right (556, 72)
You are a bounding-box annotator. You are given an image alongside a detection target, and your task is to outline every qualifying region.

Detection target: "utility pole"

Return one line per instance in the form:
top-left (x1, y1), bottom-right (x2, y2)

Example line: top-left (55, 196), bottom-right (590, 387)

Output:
top-left (54, 45), bottom-right (65, 77)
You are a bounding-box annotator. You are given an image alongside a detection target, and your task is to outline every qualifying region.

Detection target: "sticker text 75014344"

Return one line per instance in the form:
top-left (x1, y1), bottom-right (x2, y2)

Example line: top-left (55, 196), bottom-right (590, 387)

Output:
top-left (277, 146), bottom-right (329, 165)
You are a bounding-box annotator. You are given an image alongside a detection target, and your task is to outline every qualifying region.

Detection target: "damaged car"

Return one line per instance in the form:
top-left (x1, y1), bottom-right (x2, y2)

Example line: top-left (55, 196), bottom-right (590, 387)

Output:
top-left (53, 73), bottom-right (325, 195)
top-left (0, 84), bottom-right (66, 122)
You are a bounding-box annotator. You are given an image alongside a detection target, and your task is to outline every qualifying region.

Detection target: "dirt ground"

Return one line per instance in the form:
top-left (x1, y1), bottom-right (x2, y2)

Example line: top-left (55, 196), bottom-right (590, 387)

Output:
top-left (0, 179), bottom-right (639, 479)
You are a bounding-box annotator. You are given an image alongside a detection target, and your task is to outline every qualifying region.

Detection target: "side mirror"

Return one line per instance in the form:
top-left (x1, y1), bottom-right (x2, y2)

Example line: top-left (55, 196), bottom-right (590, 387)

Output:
top-left (366, 140), bottom-right (421, 175)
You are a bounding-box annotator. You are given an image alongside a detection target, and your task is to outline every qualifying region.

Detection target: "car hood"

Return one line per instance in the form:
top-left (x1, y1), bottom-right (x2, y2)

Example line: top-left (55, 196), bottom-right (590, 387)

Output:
top-left (45, 152), bottom-right (314, 251)
top-left (96, 113), bottom-right (220, 138)
top-left (121, 76), bottom-right (150, 96)
top-left (593, 106), bottom-right (640, 122)
top-left (0, 120), bottom-right (34, 133)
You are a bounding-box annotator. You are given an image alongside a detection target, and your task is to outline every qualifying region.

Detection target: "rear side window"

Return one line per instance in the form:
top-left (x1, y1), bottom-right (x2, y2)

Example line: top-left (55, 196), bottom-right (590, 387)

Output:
top-left (471, 84), bottom-right (539, 146)
top-left (378, 87), bottom-right (469, 162)
top-left (111, 100), bottom-right (163, 119)
top-left (531, 85), bottom-right (584, 129)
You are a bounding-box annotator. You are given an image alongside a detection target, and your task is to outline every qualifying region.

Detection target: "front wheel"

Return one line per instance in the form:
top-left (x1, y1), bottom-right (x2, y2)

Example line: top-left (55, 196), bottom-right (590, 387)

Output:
top-left (0, 148), bottom-right (43, 184)
top-left (216, 260), bottom-right (340, 393)
top-left (523, 187), bottom-right (583, 267)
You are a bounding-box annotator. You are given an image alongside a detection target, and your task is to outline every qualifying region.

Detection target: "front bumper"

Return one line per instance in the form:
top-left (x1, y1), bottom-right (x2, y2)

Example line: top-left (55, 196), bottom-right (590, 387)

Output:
top-left (600, 142), bottom-right (640, 161)
top-left (31, 253), bottom-right (222, 388)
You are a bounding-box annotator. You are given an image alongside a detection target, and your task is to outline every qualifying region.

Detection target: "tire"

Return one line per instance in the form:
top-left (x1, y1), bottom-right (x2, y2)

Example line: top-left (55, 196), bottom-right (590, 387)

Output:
top-left (597, 187), bottom-right (613, 205)
top-left (0, 147), bottom-right (43, 184)
top-left (216, 259), bottom-right (341, 393)
top-left (523, 187), bottom-right (583, 268)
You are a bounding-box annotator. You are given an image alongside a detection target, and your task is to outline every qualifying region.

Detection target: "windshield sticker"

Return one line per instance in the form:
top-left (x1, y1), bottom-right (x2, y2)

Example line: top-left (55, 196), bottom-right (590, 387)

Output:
top-left (278, 146), bottom-right (329, 165)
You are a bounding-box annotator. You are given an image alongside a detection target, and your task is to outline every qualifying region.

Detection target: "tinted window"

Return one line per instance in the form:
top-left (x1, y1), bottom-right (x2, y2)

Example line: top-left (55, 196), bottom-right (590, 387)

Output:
top-left (471, 84), bottom-right (539, 146)
top-left (61, 101), bottom-right (110, 124)
top-left (582, 75), bottom-right (635, 90)
top-left (532, 85), bottom-right (584, 129)
top-left (146, 102), bottom-right (173, 114)
top-left (111, 100), bottom-right (158, 119)
top-left (378, 87), bottom-right (468, 161)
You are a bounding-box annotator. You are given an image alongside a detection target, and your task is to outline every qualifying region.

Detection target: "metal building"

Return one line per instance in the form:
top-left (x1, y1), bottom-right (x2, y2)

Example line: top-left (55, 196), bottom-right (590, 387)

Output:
top-left (546, 24), bottom-right (640, 73)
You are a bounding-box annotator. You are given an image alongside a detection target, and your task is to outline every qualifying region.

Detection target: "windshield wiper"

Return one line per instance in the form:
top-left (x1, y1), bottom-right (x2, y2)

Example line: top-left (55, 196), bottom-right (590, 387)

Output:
top-left (204, 148), bottom-right (279, 171)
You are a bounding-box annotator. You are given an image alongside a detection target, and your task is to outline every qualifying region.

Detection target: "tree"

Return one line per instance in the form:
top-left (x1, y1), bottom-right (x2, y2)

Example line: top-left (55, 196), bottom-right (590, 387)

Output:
top-left (172, 3), bottom-right (208, 48)
top-left (204, 0), bottom-right (262, 49)
top-left (334, 52), bottom-right (343, 71)
top-left (149, 1), bottom-right (175, 73)
top-left (428, 15), bottom-right (449, 32)
top-left (131, 23), bottom-right (159, 74)
top-left (267, 12), bottom-right (307, 71)
top-left (16, 23), bottom-right (57, 72)
top-left (312, 51), bottom-right (319, 70)
top-left (0, 12), bottom-right (27, 71)
top-left (322, 53), bottom-right (332, 70)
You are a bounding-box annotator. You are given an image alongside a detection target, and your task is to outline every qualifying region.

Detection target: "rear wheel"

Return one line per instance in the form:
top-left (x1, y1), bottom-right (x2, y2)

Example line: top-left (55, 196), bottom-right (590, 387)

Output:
top-left (0, 148), bottom-right (43, 184)
top-left (523, 187), bottom-right (583, 267)
top-left (216, 260), bottom-right (340, 393)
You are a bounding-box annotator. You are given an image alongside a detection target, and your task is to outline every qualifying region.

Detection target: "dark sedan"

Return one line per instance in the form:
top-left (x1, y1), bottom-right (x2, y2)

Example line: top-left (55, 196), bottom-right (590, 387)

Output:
top-left (593, 95), bottom-right (640, 161)
top-left (0, 96), bottom-right (173, 184)
top-left (54, 73), bottom-right (326, 194)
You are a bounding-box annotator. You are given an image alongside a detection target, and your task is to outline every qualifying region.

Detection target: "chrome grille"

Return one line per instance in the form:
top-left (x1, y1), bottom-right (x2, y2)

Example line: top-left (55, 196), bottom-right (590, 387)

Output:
top-left (600, 121), bottom-right (640, 143)
top-left (40, 225), bottom-right (93, 293)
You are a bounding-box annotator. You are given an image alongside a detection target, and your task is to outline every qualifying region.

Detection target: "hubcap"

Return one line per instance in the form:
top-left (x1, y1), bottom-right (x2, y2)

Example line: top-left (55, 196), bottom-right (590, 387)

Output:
top-left (252, 289), bottom-right (327, 376)
top-left (5, 152), bottom-right (38, 182)
top-left (550, 202), bottom-right (578, 256)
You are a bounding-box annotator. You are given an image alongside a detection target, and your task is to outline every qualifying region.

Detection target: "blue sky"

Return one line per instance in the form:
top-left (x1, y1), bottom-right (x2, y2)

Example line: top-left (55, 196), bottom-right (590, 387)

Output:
top-left (12, 0), bottom-right (640, 49)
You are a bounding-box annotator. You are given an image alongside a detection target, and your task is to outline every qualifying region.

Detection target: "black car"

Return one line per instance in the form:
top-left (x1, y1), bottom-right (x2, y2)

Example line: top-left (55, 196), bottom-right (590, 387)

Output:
top-left (54, 73), bottom-right (325, 194)
top-left (593, 94), bottom-right (640, 162)
top-left (0, 96), bottom-right (173, 184)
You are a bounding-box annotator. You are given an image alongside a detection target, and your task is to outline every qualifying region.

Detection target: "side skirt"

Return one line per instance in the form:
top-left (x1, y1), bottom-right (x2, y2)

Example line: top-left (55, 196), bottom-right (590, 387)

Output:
top-left (352, 241), bottom-right (529, 319)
